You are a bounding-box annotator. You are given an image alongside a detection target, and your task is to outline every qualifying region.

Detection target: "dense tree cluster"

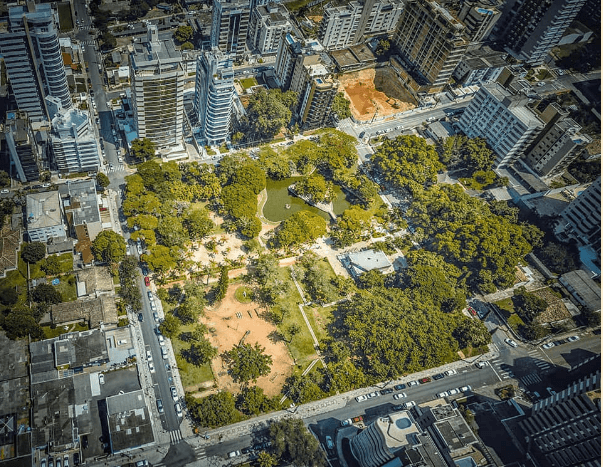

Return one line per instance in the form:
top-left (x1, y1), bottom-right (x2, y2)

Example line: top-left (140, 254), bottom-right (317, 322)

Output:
top-left (295, 252), bottom-right (338, 304)
top-left (224, 342), bottom-right (273, 384)
top-left (438, 136), bottom-right (496, 173)
top-left (268, 418), bottom-right (327, 467)
top-left (332, 92), bottom-right (352, 120)
top-left (247, 253), bottom-right (289, 305)
top-left (273, 211), bottom-right (327, 249)
top-left (239, 88), bottom-right (298, 142)
top-left (21, 243), bottom-right (46, 264)
top-left (118, 256), bottom-right (142, 311)
top-left (92, 230), bottom-right (127, 263)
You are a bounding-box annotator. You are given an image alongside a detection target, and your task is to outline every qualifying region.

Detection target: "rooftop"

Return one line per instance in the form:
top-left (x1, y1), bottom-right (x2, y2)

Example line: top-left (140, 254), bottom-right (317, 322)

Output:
top-left (482, 83), bottom-right (543, 129)
top-left (560, 269), bottom-right (601, 312)
top-left (0, 332), bottom-right (28, 382)
top-left (343, 249), bottom-right (394, 277)
top-left (51, 296), bottom-right (118, 328)
top-left (61, 179), bottom-right (101, 226)
top-left (431, 405), bottom-right (478, 453)
top-left (106, 390), bottom-right (155, 453)
top-left (26, 191), bottom-right (63, 230)
top-left (54, 330), bottom-right (109, 368)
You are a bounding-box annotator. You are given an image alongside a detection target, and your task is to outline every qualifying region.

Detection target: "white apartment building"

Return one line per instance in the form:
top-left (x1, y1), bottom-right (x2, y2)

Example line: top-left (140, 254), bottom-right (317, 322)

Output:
top-left (249, 3), bottom-right (292, 54)
top-left (26, 191), bottom-right (66, 242)
top-left (130, 25), bottom-right (185, 150)
top-left (0, 3), bottom-right (72, 121)
top-left (458, 83), bottom-right (544, 167)
top-left (318, 0), bottom-right (403, 50)
top-left (193, 49), bottom-right (234, 146)
top-left (51, 108), bottom-right (101, 174)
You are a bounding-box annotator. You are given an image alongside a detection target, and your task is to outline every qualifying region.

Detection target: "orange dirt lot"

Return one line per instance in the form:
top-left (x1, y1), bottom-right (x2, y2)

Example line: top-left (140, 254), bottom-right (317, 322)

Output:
top-left (339, 67), bottom-right (417, 121)
top-left (202, 285), bottom-right (293, 397)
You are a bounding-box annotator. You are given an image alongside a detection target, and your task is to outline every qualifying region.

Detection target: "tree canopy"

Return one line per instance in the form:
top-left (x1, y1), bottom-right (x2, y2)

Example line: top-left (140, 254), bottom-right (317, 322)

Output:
top-left (224, 342), bottom-right (273, 384)
top-left (274, 211), bottom-right (327, 249)
top-left (21, 242), bottom-right (46, 264)
top-left (92, 230), bottom-right (127, 263)
top-left (130, 138), bottom-right (156, 162)
top-left (241, 88), bottom-right (298, 141)
top-left (268, 418), bottom-right (327, 467)
top-left (332, 92), bottom-right (352, 120)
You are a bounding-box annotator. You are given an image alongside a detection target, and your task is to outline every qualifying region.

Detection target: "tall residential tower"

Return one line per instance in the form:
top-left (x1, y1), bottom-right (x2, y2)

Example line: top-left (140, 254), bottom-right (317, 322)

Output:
top-left (210, 0), bottom-right (251, 59)
top-left (0, 3), bottom-right (72, 121)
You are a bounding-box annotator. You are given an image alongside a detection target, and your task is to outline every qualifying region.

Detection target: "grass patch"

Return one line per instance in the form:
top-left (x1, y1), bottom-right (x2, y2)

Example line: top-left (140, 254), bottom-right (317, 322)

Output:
top-left (234, 286), bottom-right (253, 304)
top-left (205, 147), bottom-right (217, 156)
top-left (19, 255), bottom-right (45, 280)
top-left (284, 0), bottom-right (326, 12)
top-left (42, 321), bottom-right (89, 339)
top-left (494, 298), bottom-right (524, 332)
top-left (53, 253), bottom-right (74, 274)
top-left (57, 2), bottom-right (73, 31)
top-left (239, 77), bottom-right (258, 90)
top-left (275, 267), bottom-right (318, 368)
top-left (172, 322), bottom-right (215, 388)
top-left (303, 304), bottom-right (334, 342)
top-left (53, 274), bottom-right (78, 302)
top-left (219, 144), bottom-right (229, 154)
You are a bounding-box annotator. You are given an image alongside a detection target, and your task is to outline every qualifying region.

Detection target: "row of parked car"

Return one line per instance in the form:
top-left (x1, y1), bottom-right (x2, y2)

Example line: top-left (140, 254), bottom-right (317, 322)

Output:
top-left (41, 454), bottom-right (78, 467)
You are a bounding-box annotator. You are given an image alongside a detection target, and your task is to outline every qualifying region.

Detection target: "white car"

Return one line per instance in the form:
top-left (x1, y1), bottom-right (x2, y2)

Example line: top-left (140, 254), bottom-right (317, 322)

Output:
top-left (158, 335), bottom-right (165, 345)
top-left (393, 392), bottom-right (407, 400)
top-left (98, 373), bottom-right (105, 384)
top-left (228, 451), bottom-right (241, 458)
top-left (505, 338), bottom-right (518, 348)
top-left (171, 386), bottom-right (178, 401)
top-left (367, 391), bottom-right (380, 399)
top-left (118, 157), bottom-right (123, 163)
top-left (445, 369), bottom-right (457, 376)
top-left (447, 388), bottom-right (460, 396)
top-left (175, 403), bottom-right (183, 417)
top-left (146, 350), bottom-right (153, 361)
top-left (148, 361), bottom-right (155, 373)
top-left (0, 189), bottom-right (9, 194)
top-left (437, 391), bottom-right (448, 398)
top-left (567, 335), bottom-right (580, 342)
top-left (408, 380), bottom-right (419, 387)
top-left (542, 342), bottom-right (555, 349)
top-left (355, 395), bottom-right (368, 403)
top-left (459, 385), bottom-right (472, 392)
top-left (402, 401), bottom-right (416, 410)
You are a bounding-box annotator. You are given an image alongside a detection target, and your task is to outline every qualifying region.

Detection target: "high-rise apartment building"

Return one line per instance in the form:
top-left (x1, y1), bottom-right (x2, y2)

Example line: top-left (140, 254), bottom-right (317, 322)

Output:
top-left (193, 49), bottom-right (234, 146)
top-left (319, 0), bottom-right (403, 50)
top-left (249, 3), bottom-right (292, 55)
top-left (51, 108), bottom-right (101, 174)
top-left (452, 47), bottom-right (507, 86)
top-left (524, 103), bottom-right (592, 178)
top-left (392, 0), bottom-right (469, 90)
top-left (211, 0), bottom-right (251, 58)
top-left (519, 369), bottom-right (600, 467)
top-left (289, 55), bottom-right (338, 130)
top-left (556, 176), bottom-right (601, 258)
top-left (4, 111), bottom-right (41, 182)
top-left (458, 83), bottom-right (544, 167)
top-left (456, 0), bottom-right (502, 43)
top-left (274, 33), bottom-right (303, 89)
top-left (130, 25), bottom-right (185, 150)
top-left (493, 0), bottom-right (587, 65)
top-left (0, 3), bottom-right (72, 121)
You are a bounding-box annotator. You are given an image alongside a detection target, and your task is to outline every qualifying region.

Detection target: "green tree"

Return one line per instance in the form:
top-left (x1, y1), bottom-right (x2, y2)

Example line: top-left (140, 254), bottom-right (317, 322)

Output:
top-left (213, 265), bottom-right (229, 302)
top-left (0, 288), bottom-right (18, 306)
top-left (130, 138), bottom-right (156, 162)
top-left (453, 317), bottom-right (491, 348)
top-left (182, 338), bottom-right (217, 366)
top-left (286, 323), bottom-right (301, 343)
top-left (144, 245), bottom-right (177, 273)
top-left (96, 172), bottom-right (111, 189)
top-left (268, 418), bottom-right (327, 467)
top-left (137, 160), bottom-right (164, 187)
top-left (259, 147), bottom-right (292, 180)
top-left (194, 391), bottom-right (244, 428)
top-left (241, 88), bottom-right (298, 141)
top-left (101, 30), bottom-right (117, 49)
top-left (274, 211), bottom-right (327, 249)
top-left (257, 451), bottom-right (278, 467)
top-left (372, 135), bottom-right (443, 193)
top-left (513, 287), bottom-right (548, 323)
top-left (21, 242), bottom-right (46, 264)
top-left (32, 284), bottom-right (62, 304)
top-left (221, 184), bottom-right (258, 219)
top-left (294, 174), bottom-right (335, 204)
top-left (159, 313), bottom-right (181, 338)
top-left (185, 208), bottom-right (214, 241)
top-left (375, 39), bottom-right (390, 55)
top-left (173, 25), bottom-right (193, 43)
top-left (235, 385), bottom-right (278, 416)
top-left (520, 321), bottom-right (548, 340)
top-left (41, 255), bottom-right (62, 275)
top-left (180, 41), bottom-right (194, 50)
top-left (236, 216), bottom-right (262, 239)
top-left (0, 171), bottom-right (10, 188)
top-left (224, 342), bottom-right (273, 383)
top-left (332, 92), bottom-right (352, 120)
top-left (157, 216), bottom-right (187, 247)
top-left (92, 230), bottom-right (127, 263)
top-left (232, 163), bottom-right (266, 195)
top-left (3, 309), bottom-right (44, 339)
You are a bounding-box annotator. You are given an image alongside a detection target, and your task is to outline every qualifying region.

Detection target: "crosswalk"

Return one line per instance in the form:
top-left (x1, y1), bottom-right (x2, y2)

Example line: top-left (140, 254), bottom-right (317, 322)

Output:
top-left (169, 429), bottom-right (184, 444)
top-left (491, 357), bottom-right (514, 379)
top-left (527, 348), bottom-right (551, 372)
top-left (193, 445), bottom-right (206, 460)
top-left (81, 39), bottom-right (96, 46)
top-left (106, 164), bottom-right (126, 173)
top-left (520, 372), bottom-right (542, 386)
top-left (78, 25), bottom-right (95, 30)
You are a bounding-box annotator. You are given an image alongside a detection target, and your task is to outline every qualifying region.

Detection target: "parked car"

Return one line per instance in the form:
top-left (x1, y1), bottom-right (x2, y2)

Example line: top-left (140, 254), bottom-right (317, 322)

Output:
top-left (392, 404), bottom-right (404, 411)
top-left (144, 276), bottom-right (150, 286)
top-left (459, 385), bottom-right (472, 392)
top-left (394, 383), bottom-right (406, 391)
top-left (1, 189), bottom-right (9, 194)
top-left (228, 451), bottom-right (241, 458)
top-left (408, 380), bottom-right (419, 387)
top-left (567, 335), bottom-right (580, 342)
top-left (171, 386), bottom-right (178, 401)
top-left (447, 388), bottom-right (460, 396)
top-left (433, 373), bottom-right (445, 380)
top-left (146, 350), bottom-right (153, 361)
top-left (367, 391), bottom-right (380, 399)
top-left (98, 373), bottom-right (105, 385)
top-left (505, 338), bottom-right (518, 348)
top-left (158, 335), bottom-right (165, 345)
top-left (148, 361), bottom-right (155, 373)
top-left (393, 392), bottom-right (407, 400)
top-left (156, 399), bottom-right (164, 413)
top-left (355, 395), bottom-right (368, 403)
top-left (402, 401), bottom-right (416, 410)
top-left (475, 362), bottom-right (487, 369)
top-left (445, 369), bottom-right (457, 376)
top-left (175, 403), bottom-right (183, 417)
top-left (542, 342), bottom-right (555, 349)
top-left (325, 436), bottom-right (334, 450)
top-left (64, 455), bottom-right (70, 467)
top-left (379, 388), bottom-right (394, 395)
top-left (153, 312), bottom-right (159, 322)
top-left (419, 377), bottom-right (432, 384)
top-left (437, 391), bottom-right (448, 398)
top-left (147, 291), bottom-right (154, 301)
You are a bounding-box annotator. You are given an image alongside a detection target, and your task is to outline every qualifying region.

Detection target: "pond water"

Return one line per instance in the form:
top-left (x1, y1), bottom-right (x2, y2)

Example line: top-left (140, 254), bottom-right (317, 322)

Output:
top-left (263, 177), bottom-right (351, 222)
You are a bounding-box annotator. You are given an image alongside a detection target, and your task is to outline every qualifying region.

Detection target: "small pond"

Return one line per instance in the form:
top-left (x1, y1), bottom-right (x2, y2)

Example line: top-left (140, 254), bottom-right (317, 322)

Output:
top-left (263, 177), bottom-right (351, 222)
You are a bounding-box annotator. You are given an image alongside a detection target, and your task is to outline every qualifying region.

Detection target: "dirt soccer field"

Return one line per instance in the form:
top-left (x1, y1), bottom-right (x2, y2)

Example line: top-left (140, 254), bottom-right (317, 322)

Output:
top-left (202, 285), bottom-right (293, 396)
top-left (339, 67), bottom-right (417, 121)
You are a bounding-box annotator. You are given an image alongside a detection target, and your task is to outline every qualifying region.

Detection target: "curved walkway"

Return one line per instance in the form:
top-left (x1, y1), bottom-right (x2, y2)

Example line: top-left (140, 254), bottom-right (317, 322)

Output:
top-left (257, 188), bottom-right (280, 226)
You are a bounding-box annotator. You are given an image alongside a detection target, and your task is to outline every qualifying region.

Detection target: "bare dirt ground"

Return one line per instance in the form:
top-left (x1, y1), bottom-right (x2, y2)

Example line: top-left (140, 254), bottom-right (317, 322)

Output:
top-left (201, 285), bottom-right (293, 397)
top-left (339, 67), bottom-right (417, 121)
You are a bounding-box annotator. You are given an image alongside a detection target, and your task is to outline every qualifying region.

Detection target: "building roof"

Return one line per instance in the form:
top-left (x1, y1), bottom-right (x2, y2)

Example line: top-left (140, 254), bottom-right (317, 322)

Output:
top-left (343, 249), bottom-right (394, 277)
top-left (431, 405), bottom-right (478, 453)
top-left (26, 191), bottom-right (63, 230)
top-left (559, 269), bottom-right (601, 312)
top-left (106, 390), bottom-right (155, 453)
top-left (61, 179), bottom-right (101, 226)
top-left (51, 296), bottom-right (118, 328)
top-left (0, 224), bottom-right (21, 278)
top-left (0, 332), bottom-right (28, 382)
top-left (482, 83), bottom-right (543, 128)
top-left (54, 330), bottom-right (109, 368)
top-left (76, 267), bottom-right (115, 296)
top-left (427, 121), bottom-right (455, 140)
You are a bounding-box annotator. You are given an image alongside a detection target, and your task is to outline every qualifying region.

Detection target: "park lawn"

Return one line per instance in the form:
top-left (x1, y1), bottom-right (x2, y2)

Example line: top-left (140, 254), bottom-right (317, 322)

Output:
top-left (303, 304), bottom-right (334, 343)
top-left (239, 77), bottom-right (258, 89)
top-left (494, 298), bottom-right (525, 332)
top-left (19, 255), bottom-right (45, 280)
top-left (53, 274), bottom-right (78, 302)
top-left (42, 321), bottom-right (89, 339)
top-left (276, 267), bottom-right (318, 369)
top-left (171, 322), bottom-right (214, 388)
